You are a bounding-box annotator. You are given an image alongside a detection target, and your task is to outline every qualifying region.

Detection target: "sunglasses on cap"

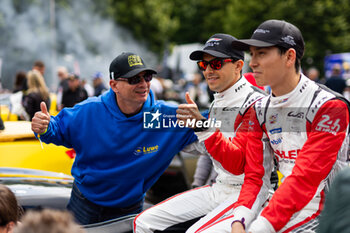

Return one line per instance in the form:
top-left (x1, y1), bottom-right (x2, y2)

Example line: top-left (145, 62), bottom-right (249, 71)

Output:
top-left (197, 58), bottom-right (235, 71)
top-left (116, 73), bottom-right (153, 85)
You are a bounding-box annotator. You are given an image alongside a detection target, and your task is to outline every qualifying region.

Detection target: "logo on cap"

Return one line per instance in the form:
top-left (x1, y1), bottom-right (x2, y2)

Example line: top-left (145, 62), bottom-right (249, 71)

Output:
top-left (254, 29), bottom-right (270, 34)
top-left (281, 35), bottom-right (296, 46)
top-left (205, 38), bottom-right (222, 48)
top-left (128, 55), bottom-right (143, 67)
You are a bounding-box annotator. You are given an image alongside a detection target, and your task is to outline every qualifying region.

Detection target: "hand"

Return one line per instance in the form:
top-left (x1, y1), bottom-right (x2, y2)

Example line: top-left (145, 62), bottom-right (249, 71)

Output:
top-left (176, 92), bottom-right (205, 128)
top-left (231, 221), bottom-right (246, 233)
top-left (31, 102), bottom-right (51, 134)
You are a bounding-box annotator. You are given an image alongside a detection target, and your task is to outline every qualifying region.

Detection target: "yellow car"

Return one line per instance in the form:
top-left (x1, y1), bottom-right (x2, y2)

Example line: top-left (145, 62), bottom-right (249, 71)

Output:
top-left (0, 121), bottom-right (74, 175)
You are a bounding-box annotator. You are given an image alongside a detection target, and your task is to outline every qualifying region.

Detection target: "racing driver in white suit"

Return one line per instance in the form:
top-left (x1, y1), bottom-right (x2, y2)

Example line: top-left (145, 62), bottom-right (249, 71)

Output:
top-left (133, 34), bottom-right (274, 233)
top-left (196, 20), bottom-right (349, 233)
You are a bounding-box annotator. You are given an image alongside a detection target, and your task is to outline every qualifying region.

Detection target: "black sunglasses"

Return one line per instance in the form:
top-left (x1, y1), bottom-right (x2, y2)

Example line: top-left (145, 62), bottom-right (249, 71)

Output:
top-left (117, 73), bottom-right (153, 85)
top-left (197, 58), bottom-right (234, 71)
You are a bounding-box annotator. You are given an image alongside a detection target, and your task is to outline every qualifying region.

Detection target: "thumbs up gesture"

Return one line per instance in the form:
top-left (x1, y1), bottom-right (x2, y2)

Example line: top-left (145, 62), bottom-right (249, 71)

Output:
top-left (184, 91), bottom-right (196, 105)
top-left (31, 102), bottom-right (51, 134)
top-left (176, 92), bottom-right (206, 128)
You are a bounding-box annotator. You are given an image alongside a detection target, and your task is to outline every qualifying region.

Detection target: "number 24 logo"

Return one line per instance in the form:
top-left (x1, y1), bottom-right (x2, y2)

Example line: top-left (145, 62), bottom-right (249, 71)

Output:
top-left (317, 115), bottom-right (340, 132)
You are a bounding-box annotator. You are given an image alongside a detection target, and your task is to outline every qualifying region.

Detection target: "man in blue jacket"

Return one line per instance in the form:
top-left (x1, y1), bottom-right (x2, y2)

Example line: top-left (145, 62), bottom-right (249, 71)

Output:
top-left (31, 52), bottom-right (197, 225)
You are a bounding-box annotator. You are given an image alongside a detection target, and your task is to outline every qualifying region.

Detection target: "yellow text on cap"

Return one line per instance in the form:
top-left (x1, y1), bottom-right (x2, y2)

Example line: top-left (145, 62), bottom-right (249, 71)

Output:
top-left (128, 55), bottom-right (143, 67)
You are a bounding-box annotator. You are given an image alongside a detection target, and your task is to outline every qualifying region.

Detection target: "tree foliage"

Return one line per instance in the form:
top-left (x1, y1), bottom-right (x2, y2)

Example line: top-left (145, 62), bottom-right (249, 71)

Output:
top-left (105, 0), bottom-right (350, 74)
top-left (108, 0), bottom-right (179, 54)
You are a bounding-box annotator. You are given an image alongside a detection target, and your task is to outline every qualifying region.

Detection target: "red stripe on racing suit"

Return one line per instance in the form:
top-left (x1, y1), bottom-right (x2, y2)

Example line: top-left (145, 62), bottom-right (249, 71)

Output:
top-left (258, 100), bottom-right (349, 231)
top-left (203, 106), bottom-right (258, 176)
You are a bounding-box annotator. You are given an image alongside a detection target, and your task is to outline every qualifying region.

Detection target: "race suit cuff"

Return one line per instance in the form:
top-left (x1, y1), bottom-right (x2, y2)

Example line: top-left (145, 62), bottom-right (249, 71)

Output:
top-left (248, 216), bottom-right (276, 233)
top-left (231, 206), bottom-right (256, 229)
top-left (195, 131), bottom-right (215, 142)
top-left (231, 218), bottom-right (246, 229)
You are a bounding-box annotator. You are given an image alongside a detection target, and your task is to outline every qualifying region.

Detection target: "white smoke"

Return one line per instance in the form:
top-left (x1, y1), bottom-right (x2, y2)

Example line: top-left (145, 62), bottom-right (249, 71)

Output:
top-left (0, 0), bottom-right (156, 91)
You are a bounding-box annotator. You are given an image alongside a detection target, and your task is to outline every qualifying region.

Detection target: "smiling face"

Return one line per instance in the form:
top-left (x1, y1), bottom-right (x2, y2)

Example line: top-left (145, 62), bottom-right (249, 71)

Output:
top-left (202, 53), bottom-right (242, 93)
top-left (110, 71), bottom-right (150, 114)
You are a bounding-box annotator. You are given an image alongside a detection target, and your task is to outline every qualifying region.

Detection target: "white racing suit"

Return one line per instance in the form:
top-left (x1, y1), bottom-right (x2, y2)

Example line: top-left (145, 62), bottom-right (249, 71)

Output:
top-left (133, 76), bottom-right (273, 233)
top-left (200, 75), bottom-right (349, 232)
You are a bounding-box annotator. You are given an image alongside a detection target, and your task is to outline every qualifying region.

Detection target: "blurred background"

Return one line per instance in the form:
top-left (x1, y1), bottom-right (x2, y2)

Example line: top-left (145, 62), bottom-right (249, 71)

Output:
top-left (0, 0), bottom-right (350, 92)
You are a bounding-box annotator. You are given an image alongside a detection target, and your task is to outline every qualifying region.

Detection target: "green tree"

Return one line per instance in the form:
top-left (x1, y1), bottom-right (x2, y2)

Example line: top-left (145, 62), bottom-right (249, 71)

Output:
top-left (108, 0), bottom-right (179, 56)
top-left (224, 0), bottom-right (350, 75)
top-left (106, 0), bottom-right (350, 73)
top-left (170, 0), bottom-right (233, 44)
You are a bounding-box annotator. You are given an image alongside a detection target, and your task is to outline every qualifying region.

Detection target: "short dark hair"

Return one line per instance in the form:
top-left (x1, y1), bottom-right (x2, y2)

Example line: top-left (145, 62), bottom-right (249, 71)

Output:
top-left (33, 60), bottom-right (45, 68)
top-left (277, 46), bottom-right (301, 73)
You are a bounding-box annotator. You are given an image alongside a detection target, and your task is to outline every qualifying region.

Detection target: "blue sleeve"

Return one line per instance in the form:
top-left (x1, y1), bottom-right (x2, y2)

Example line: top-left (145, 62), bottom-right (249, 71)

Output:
top-left (201, 109), bottom-right (209, 119)
top-left (38, 108), bottom-right (75, 148)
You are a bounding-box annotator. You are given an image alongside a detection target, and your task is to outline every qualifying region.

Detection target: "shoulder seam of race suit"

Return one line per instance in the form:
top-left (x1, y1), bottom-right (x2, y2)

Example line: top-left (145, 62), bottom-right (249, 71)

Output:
top-left (311, 83), bottom-right (350, 131)
top-left (239, 86), bottom-right (267, 116)
top-left (305, 86), bottom-right (338, 123)
top-left (254, 96), bottom-right (271, 127)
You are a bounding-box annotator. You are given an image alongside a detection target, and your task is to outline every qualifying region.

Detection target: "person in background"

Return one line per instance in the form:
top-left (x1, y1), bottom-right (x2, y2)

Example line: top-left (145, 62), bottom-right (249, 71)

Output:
top-left (307, 67), bottom-right (321, 83)
top-left (92, 71), bottom-right (107, 96)
top-left (186, 72), bottom-right (210, 110)
top-left (0, 184), bottom-right (23, 233)
top-left (342, 62), bottom-right (350, 80)
top-left (0, 115), bottom-right (3, 130)
top-left (32, 60), bottom-right (45, 76)
top-left (56, 66), bottom-right (69, 111)
top-left (81, 79), bottom-right (94, 97)
top-left (150, 76), bottom-right (164, 100)
top-left (31, 52), bottom-right (197, 225)
top-left (13, 209), bottom-right (85, 233)
top-left (9, 71), bottom-right (28, 120)
top-left (191, 153), bottom-right (218, 188)
top-left (325, 63), bottom-right (346, 94)
top-left (22, 70), bottom-right (51, 120)
top-left (12, 71), bottom-right (27, 93)
top-left (61, 74), bottom-right (88, 108)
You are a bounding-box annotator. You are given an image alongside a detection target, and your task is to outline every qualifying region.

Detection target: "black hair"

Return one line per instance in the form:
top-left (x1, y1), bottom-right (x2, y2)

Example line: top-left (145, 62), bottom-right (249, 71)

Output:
top-left (231, 58), bottom-right (243, 76)
top-left (277, 46), bottom-right (301, 73)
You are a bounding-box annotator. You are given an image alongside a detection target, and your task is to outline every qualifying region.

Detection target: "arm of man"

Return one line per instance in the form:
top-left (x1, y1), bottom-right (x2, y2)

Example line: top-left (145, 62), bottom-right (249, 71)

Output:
top-left (227, 106), bottom-right (272, 231)
top-left (178, 93), bottom-right (253, 176)
top-left (250, 99), bottom-right (349, 232)
top-left (201, 106), bottom-right (260, 176)
top-left (192, 154), bottom-right (215, 188)
top-left (31, 101), bottom-right (73, 148)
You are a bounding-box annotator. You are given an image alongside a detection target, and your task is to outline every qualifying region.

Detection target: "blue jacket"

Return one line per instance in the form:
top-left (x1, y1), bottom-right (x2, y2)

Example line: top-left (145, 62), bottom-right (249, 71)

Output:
top-left (39, 89), bottom-right (197, 207)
